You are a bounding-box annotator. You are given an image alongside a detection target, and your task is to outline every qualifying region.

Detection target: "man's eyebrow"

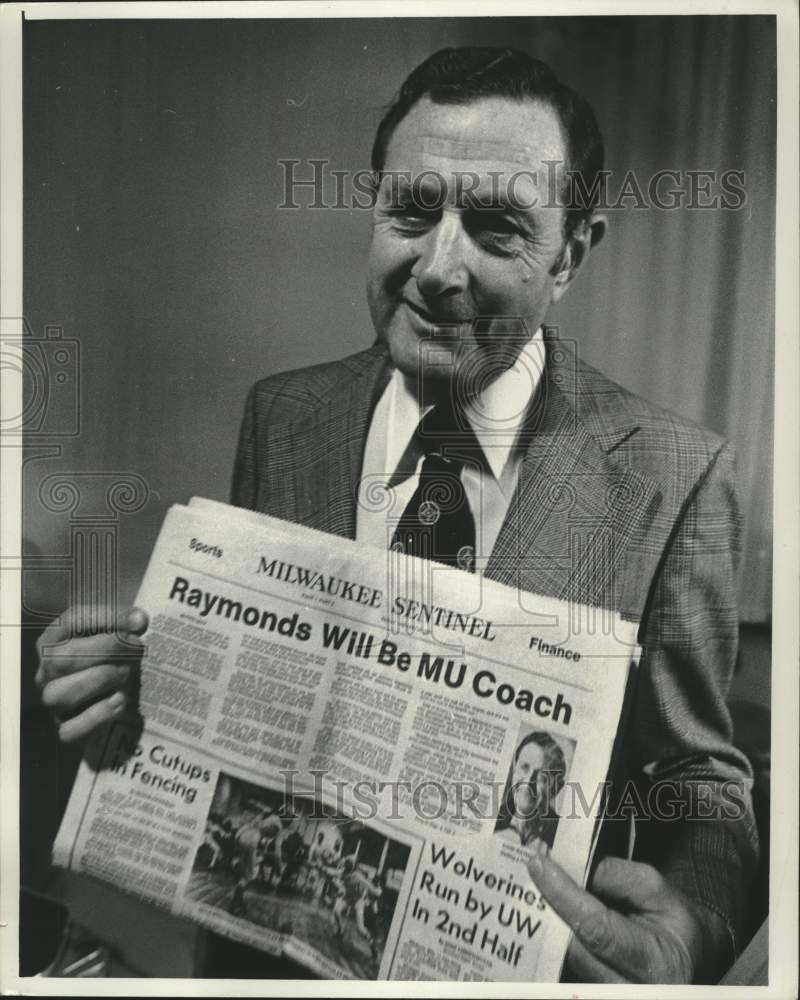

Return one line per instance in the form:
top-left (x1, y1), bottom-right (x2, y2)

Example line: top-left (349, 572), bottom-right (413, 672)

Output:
top-left (379, 182), bottom-right (544, 226)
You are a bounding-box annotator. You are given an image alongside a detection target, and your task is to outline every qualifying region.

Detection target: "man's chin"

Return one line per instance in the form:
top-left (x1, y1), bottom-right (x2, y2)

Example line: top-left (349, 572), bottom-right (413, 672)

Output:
top-left (385, 322), bottom-right (532, 386)
top-left (383, 331), bottom-right (452, 390)
top-left (383, 327), bottom-right (483, 391)
top-left (514, 795), bottom-right (537, 818)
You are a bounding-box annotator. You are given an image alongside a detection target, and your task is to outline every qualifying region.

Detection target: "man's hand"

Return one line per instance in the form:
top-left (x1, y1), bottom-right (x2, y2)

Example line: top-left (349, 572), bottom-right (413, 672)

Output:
top-left (528, 844), bottom-right (731, 984)
top-left (35, 605), bottom-right (148, 743)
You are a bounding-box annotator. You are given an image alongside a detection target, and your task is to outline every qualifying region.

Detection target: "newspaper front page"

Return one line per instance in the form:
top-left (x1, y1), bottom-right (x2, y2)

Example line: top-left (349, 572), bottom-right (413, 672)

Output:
top-left (53, 499), bottom-right (639, 982)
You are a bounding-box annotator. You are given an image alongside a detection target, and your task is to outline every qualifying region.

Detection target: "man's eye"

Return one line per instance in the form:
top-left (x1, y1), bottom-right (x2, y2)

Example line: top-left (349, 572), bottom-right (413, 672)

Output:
top-left (467, 213), bottom-right (525, 252)
top-left (485, 214), bottom-right (519, 234)
top-left (386, 206), bottom-right (437, 230)
top-left (483, 218), bottom-right (523, 240)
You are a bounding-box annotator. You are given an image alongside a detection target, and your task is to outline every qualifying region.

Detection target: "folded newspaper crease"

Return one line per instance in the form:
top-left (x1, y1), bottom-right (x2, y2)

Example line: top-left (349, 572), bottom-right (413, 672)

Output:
top-left (53, 498), bottom-right (639, 982)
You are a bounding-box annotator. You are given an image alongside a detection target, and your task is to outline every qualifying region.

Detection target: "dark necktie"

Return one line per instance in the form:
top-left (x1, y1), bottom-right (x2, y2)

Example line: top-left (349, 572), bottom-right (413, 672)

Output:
top-left (390, 403), bottom-right (478, 572)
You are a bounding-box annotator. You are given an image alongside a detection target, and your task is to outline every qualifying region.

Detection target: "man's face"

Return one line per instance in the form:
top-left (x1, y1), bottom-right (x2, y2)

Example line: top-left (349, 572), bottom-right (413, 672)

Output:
top-left (511, 741), bottom-right (550, 817)
top-left (367, 95), bottom-right (570, 395)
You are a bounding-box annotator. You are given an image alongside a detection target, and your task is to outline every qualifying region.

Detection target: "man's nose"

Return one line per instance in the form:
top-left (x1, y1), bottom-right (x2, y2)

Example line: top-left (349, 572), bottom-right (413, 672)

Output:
top-left (411, 213), bottom-right (469, 299)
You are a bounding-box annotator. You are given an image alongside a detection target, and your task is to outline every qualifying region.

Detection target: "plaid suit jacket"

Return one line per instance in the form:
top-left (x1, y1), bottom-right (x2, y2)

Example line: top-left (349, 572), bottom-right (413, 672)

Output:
top-left (231, 336), bottom-right (758, 954)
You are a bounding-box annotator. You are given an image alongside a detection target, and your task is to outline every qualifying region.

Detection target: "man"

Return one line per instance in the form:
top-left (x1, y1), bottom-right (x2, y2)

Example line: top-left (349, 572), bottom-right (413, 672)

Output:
top-left (36, 47), bottom-right (757, 982)
top-left (306, 830), bottom-right (335, 901)
top-left (196, 811), bottom-right (225, 871)
top-left (276, 820), bottom-right (309, 892)
top-left (228, 807), bottom-right (283, 917)
top-left (331, 856), bottom-right (382, 962)
top-left (495, 731), bottom-right (567, 849)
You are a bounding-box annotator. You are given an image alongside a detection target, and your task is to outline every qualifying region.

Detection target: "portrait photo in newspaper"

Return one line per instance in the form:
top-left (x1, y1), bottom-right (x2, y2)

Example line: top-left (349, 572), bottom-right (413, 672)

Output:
top-left (3, 1), bottom-right (796, 995)
top-left (493, 727), bottom-right (576, 851)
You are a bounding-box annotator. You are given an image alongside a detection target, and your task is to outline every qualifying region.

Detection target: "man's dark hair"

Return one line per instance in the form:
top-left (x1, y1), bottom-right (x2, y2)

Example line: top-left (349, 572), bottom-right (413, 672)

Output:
top-left (371, 47), bottom-right (604, 239)
top-left (495, 729), bottom-right (569, 836)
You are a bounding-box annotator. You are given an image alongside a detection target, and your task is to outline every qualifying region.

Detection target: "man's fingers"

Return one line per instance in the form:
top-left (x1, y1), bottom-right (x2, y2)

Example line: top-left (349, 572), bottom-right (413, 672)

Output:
top-left (528, 847), bottom-right (651, 979)
top-left (40, 662), bottom-right (132, 715)
top-left (37, 604), bottom-right (112, 645)
top-left (562, 936), bottom-right (628, 984)
top-left (56, 690), bottom-right (128, 744)
top-left (528, 845), bottom-right (610, 934)
top-left (123, 607), bottom-right (149, 636)
top-left (36, 631), bottom-right (144, 686)
top-left (38, 605), bottom-right (149, 647)
top-left (591, 857), bottom-right (701, 982)
top-left (589, 856), bottom-right (666, 911)
top-left (34, 605), bottom-right (146, 743)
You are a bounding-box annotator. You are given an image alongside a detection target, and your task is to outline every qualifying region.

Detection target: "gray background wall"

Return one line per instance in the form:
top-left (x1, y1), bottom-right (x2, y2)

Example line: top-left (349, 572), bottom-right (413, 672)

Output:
top-left (23, 15), bottom-right (775, 623)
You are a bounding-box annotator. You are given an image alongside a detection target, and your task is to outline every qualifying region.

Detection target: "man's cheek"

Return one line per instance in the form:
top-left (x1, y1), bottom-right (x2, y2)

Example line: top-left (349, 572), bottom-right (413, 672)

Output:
top-left (370, 218), bottom-right (415, 252)
top-left (371, 216), bottom-right (398, 237)
top-left (369, 234), bottom-right (413, 283)
top-left (512, 242), bottom-right (558, 280)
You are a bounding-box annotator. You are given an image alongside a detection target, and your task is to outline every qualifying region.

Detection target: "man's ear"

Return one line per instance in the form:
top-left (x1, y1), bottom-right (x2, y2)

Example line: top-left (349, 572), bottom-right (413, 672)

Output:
top-left (551, 213), bottom-right (607, 302)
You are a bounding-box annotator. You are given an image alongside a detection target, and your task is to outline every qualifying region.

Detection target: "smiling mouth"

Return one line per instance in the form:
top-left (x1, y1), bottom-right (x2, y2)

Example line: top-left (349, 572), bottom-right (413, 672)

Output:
top-left (404, 299), bottom-right (467, 328)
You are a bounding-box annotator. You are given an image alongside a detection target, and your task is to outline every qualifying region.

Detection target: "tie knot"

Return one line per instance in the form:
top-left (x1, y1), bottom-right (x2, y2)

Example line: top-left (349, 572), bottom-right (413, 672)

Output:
top-left (417, 402), bottom-right (479, 465)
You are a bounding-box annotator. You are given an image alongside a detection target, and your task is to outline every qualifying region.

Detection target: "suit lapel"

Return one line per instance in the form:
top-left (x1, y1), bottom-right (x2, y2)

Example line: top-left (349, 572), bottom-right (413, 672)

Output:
top-left (486, 340), bottom-right (662, 614)
top-left (261, 346), bottom-right (391, 539)
top-left (262, 338), bottom-right (661, 616)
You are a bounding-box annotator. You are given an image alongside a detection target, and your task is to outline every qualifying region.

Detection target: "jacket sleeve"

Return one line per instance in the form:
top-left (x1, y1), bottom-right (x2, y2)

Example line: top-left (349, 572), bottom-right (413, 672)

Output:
top-left (629, 441), bottom-right (759, 957)
top-left (230, 384), bottom-right (259, 511)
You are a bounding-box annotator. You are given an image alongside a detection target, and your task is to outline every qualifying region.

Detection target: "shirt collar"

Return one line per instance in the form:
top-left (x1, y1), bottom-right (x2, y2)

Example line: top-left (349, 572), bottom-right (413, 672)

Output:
top-left (383, 328), bottom-right (545, 482)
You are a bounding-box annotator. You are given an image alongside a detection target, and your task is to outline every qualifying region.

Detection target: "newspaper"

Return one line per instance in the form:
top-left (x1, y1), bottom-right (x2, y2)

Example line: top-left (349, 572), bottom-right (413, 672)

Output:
top-left (52, 498), bottom-right (639, 982)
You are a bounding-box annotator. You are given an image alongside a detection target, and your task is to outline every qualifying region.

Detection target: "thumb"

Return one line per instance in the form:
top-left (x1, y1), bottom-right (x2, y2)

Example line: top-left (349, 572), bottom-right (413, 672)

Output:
top-left (121, 606), bottom-right (149, 635)
top-left (589, 857), bottom-right (666, 911)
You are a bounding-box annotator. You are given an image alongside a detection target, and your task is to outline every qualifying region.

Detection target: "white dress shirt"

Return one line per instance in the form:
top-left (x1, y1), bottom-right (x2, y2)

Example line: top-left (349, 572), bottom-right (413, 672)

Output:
top-left (356, 330), bottom-right (545, 572)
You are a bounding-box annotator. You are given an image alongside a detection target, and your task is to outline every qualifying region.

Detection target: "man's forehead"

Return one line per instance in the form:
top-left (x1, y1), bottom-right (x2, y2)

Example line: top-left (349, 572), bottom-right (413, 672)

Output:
top-left (518, 742), bottom-right (546, 763)
top-left (385, 96), bottom-right (566, 173)
top-left (415, 135), bottom-right (542, 167)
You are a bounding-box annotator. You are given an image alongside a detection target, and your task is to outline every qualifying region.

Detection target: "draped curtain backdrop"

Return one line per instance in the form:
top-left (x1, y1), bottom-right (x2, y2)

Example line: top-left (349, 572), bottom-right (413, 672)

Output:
top-left (24, 15), bottom-right (775, 626)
